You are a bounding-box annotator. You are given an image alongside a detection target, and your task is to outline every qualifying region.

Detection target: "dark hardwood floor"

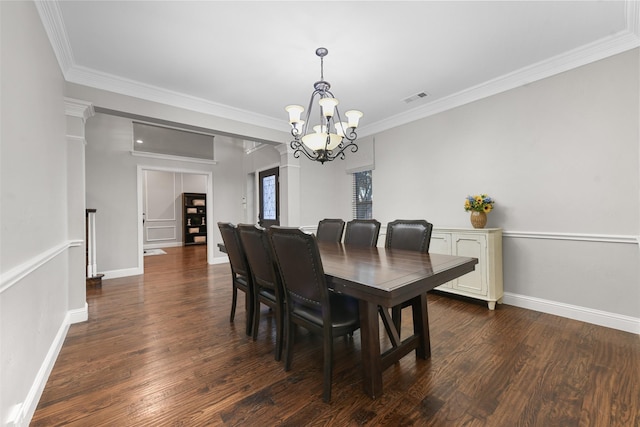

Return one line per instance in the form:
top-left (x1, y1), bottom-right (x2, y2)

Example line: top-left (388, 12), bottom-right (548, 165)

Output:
top-left (32, 245), bottom-right (640, 426)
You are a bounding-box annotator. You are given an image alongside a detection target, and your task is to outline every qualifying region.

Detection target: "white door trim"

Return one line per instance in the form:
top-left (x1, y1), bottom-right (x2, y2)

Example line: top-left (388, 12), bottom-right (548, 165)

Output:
top-left (137, 165), bottom-right (214, 269)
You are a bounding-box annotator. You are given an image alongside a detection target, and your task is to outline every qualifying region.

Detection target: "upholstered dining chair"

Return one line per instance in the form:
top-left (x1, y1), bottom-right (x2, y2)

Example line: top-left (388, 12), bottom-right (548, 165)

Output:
top-left (344, 219), bottom-right (381, 247)
top-left (316, 218), bottom-right (345, 243)
top-left (385, 219), bottom-right (433, 252)
top-left (238, 223), bottom-right (285, 361)
top-left (385, 219), bottom-right (434, 335)
top-left (217, 222), bottom-right (254, 336)
top-left (268, 226), bottom-right (360, 403)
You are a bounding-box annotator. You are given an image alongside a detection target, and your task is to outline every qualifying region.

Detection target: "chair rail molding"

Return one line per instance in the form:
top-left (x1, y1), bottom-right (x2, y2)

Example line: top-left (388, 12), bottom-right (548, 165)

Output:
top-left (0, 240), bottom-right (82, 294)
top-left (502, 230), bottom-right (638, 244)
top-left (308, 225), bottom-right (639, 246)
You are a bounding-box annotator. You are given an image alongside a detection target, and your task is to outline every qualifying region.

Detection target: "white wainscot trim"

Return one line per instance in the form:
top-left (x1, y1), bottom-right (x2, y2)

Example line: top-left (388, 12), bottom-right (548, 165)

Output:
top-left (0, 240), bottom-right (82, 293)
top-left (503, 230), bottom-right (639, 244)
top-left (503, 292), bottom-right (640, 335)
top-left (145, 225), bottom-right (177, 242)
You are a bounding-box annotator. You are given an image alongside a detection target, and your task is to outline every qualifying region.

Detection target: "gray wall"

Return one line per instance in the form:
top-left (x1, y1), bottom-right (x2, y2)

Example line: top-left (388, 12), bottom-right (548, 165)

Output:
top-left (85, 113), bottom-right (254, 274)
top-left (0, 2), bottom-right (83, 425)
top-left (299, 157), bottom-right (353, 226)
top-left (371, 49), bottom-right (639, 320)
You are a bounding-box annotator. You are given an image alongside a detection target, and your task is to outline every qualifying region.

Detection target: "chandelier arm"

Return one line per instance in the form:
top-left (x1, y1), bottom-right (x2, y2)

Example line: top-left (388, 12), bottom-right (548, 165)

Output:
top-left (293, 137), bottom-right (327, 161)
top-left (325, 141), bottom-right (359, 162)
top-left (301, 88), bottom-right (323, 137)
top-left (290, 139), bottom-right (315, 161)
top-left (344, 127), bottom-right (358, 142)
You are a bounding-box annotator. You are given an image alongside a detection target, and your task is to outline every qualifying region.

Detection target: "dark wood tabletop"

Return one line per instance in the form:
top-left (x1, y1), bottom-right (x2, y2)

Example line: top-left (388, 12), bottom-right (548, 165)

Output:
top-left (317, 241), bottom-right (478, 399)
top-left (318, 241), bottom-right (478, 306)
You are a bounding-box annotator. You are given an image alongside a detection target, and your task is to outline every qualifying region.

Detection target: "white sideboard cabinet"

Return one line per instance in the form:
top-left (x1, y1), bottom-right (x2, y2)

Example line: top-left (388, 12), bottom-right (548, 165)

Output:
top-left (430, 227), bottom-right (503, 309)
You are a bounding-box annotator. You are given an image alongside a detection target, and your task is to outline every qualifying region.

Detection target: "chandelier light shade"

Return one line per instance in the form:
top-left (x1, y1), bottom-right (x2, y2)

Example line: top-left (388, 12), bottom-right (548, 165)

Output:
top-left (286, 47), bottom-right (363, 164)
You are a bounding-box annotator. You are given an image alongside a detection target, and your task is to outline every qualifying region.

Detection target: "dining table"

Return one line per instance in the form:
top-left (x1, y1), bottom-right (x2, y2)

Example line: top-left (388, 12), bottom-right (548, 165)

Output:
top-left (317, 241), bottom-right (478, 399)
top-left (217, 239), bottom-right (478, 399)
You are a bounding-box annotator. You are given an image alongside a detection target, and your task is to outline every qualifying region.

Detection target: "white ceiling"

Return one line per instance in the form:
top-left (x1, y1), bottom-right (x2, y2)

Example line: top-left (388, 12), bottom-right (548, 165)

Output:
top-left (37, 1), bottom-right (639, 138)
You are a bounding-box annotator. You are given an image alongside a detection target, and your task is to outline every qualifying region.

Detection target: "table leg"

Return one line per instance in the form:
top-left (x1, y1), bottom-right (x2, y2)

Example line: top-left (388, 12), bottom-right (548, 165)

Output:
top-left (359, 299), bottom-right (382, 399)
top-left (411, 293), bottom-right (431, 359)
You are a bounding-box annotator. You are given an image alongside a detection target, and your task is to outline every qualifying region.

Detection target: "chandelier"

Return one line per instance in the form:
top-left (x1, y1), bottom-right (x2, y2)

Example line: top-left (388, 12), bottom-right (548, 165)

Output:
top-left (285, 47), bottom-right (363, 164)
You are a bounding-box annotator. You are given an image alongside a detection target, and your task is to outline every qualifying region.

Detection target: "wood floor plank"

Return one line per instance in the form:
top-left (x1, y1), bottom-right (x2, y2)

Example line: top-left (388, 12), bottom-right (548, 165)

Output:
top-left (31, 245), bottom-right (640, 426)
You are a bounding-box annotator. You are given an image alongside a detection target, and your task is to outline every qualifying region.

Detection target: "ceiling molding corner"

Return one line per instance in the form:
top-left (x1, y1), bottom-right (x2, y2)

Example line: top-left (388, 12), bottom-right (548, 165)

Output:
top-left (626, 0), bottom-right (640, 36)
top-left (34, 0), bottom-right (74, 77)
top-left (64, 97), bottom-right (94, 121)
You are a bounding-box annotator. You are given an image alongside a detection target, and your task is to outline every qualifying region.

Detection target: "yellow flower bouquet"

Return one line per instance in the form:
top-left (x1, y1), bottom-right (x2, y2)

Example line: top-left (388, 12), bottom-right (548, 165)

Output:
top-left (464, 194), bottom-right (494, 213)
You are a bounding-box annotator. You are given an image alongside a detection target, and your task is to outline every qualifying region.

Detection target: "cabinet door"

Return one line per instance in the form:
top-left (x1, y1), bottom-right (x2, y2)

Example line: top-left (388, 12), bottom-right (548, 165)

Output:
top-left (430, 232), bottom-right (453, 289)
top-left (452, 233), bottom-right (487, 296)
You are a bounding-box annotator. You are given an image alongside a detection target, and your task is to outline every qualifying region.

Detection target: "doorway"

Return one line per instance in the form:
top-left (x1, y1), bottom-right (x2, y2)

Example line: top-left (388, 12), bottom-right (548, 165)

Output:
top-left (258, 166), bottom-right (280, 228)
top-left (137, 165), bottom-right (214, 270)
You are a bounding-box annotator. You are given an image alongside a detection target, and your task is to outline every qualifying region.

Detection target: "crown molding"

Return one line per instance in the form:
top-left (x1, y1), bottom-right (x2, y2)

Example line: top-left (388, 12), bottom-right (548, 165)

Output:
top-left (64, 97), bottom-right (94, 121)
top-left (39, 0), bottom-right (640, 138)
top-left (626, 0), bottom-right (640, 36)
top-left (34, 0), bottom-right (74, 75)
top-left (65, 65), bottom-right (286, 132)
top-left (358, 28), bottom-right (640, 137)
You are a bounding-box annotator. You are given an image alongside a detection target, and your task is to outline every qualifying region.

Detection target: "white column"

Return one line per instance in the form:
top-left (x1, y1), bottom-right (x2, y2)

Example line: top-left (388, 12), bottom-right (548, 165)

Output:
top-left (86, 209), bottom-right (97, 277)
top-left (276, 144), bottom-right (301, 226)
top-left (65, 98), bottom-right (94, 313)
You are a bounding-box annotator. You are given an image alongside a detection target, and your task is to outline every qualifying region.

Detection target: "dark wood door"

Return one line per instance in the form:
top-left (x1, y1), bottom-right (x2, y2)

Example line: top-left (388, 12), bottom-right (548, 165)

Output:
top-left (258, 167), bottom-right (279, 228)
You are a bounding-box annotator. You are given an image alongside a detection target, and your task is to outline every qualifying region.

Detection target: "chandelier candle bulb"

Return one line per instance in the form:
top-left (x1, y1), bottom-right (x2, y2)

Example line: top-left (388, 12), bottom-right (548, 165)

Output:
top-left (285, 105), bottom-right (304, 123)
top-left (335, 122), bottom-right (347, 137)
top-left (319, 97), bottom-right (339, 117)
top-left (345, 110), bottom-right (363, 128)
top-left (313, 125), bottom-right (327, 134)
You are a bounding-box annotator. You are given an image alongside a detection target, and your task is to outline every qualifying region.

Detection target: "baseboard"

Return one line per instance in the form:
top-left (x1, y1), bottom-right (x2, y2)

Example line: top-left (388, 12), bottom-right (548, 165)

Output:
top-left (101, 267), bottom-right (143, 279)
top-left (143, 242), bottom-right (183, 250)
top-left (16, 308), bottom-right (78, 427)
top-left (211, 255), bottom-right (229, 265)
top-left (68, 302), bottom-right (88, 324)
top-left (502, 292), bottom-right (640, 335)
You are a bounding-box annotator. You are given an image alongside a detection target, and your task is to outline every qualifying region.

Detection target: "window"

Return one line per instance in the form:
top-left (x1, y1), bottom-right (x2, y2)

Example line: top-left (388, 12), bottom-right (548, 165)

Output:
top-left (353, 170), bottom-right (372, 219)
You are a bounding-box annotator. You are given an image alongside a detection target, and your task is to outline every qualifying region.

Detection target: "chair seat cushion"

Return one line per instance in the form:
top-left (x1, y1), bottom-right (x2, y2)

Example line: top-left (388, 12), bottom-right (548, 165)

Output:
top-left (235, 275), bottom-right (249, 289)
top-left (258, 288), bottom-right (277, 302)
top-left (292, 293), bottom-right (359, 330)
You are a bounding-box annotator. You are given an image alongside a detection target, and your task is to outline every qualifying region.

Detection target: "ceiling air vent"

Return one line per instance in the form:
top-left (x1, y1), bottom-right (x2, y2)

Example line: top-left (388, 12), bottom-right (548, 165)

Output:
top-left (403, 91), bottom-right (429, 104)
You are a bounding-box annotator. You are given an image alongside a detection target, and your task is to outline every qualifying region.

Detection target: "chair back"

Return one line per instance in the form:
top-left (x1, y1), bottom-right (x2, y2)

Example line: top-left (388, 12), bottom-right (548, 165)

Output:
top-left (385, 219), bottom-right (433, 253)
top-left (268, 227), bottom-right (328, 313)
top-left (238, 224), bottom-right (281, 294)
top-left (316, 218), bottom-right (345, 243)
top-left (344, 219), bottom-right (381, 247)
top-left (217, 222), bottom-right (250, 277)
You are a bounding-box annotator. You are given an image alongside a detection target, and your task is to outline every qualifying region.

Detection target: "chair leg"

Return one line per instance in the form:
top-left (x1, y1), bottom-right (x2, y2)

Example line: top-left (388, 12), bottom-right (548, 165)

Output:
top-left (322, 333), bottom-right (333, 403)
top-left (230, 285), bottom-right (238, 323)
top-left (245, 290), bottom-right (253, 336)
top-left (252, 296), bottom-right (261, 341)
top-left (285, 321), bottom-right (295, 371)
top-left (274, 304), bottom-right (283, 362)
